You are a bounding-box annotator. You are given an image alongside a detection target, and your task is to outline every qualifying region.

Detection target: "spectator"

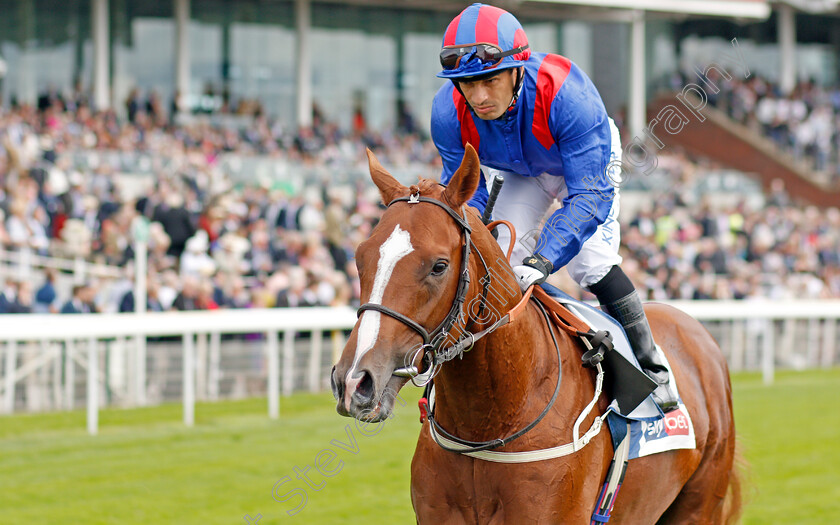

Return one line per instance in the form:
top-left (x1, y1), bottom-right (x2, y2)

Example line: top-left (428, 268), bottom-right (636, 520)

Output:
top-left (59, 171), bottom-right (87, 219)
top-left (34, 269), bottom-right (58, 313)
top-left (275, 268), bottom-right (315, 307)
top-left (5, 198), bottom-right (49, 254)
top-left (242, 226), bottom-right (274, 276)
top-left (172, 275), bottom-right (201, 311)
top-left (8, 281), bottom-right (33, 313)
top-left (153, 193), bottom-right (195, 259)
top-left (324, 193), bottom-right (349, 270)
top-left (0, 81), bottom-right (837, 314)
top-left (60, 284), bottom-right (97, 314)
top-left (0, 278), bottom-right (16, 313)
top-left (180, 230), bottom-right (216, 278)
top-left (156, 270), bottom-right (180, 310)
top-left (196, 279), bottom-right (219, 310)
top-left (217, 230), bottom-right (251, 275)
top-left (119, 278), bottom-right (165, 313)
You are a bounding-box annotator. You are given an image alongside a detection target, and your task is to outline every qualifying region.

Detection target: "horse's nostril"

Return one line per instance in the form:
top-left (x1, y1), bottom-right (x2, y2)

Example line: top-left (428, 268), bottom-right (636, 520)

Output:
top-left (356, 370), bottom-right (375, 403)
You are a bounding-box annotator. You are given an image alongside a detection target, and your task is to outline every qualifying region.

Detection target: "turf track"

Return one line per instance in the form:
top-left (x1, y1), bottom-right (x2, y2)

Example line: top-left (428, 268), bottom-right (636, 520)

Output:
top-left (1, 369), bottom-right (838, 524)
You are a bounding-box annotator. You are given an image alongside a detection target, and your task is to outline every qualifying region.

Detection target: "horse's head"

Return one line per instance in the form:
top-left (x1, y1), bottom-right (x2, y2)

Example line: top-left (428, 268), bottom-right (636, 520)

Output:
top-left (331, 144), bottom-right (515, 421)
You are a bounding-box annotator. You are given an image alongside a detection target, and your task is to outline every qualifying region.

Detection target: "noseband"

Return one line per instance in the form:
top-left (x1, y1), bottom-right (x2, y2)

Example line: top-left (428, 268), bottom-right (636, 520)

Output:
top-left (356, 193), bottom-right (490, 382)
top-left (355, 191), bottom-right (570, 456)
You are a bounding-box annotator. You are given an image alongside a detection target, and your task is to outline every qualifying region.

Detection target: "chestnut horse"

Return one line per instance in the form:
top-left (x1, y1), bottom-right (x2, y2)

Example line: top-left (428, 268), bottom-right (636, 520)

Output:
top-left (331, 145), bottom-right (740, 524)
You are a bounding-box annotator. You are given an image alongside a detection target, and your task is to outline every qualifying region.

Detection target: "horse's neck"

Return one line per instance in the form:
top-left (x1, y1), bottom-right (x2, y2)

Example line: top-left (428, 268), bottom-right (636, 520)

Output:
top-left (432, 303), bottom-right (587, 441)
top-left (429, 221), bottom-right (591, 440)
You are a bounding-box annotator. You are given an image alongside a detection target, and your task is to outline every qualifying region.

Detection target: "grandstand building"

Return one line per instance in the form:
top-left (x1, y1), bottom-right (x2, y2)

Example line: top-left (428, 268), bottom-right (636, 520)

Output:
top-left (0, 1), bottom-right (838, 135)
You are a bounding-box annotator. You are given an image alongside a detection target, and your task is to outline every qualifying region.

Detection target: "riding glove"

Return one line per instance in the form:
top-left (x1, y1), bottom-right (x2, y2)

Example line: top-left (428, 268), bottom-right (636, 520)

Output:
top-left (513, 254), bottom-right (553, 292)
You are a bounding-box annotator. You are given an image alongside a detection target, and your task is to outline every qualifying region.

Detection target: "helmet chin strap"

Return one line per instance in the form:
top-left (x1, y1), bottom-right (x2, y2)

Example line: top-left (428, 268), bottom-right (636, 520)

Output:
top-left (502, 67), bottom-right (524, 117)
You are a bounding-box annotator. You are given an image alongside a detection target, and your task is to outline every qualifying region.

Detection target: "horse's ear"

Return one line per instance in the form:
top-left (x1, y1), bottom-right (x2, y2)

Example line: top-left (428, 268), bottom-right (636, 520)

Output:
top-left (443, 143), bottom-right (480, 208)
top-left (367, 148), bottom-right (407, 205)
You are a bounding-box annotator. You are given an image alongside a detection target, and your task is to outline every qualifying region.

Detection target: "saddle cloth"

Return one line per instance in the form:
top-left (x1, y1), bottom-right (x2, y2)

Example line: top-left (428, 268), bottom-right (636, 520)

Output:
top-left (539, 283), bottom-right (696, 459)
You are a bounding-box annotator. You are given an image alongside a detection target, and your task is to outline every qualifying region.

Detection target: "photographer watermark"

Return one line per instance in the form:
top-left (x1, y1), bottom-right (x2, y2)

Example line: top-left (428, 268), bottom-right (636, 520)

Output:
top-left (245, 387), bottom-right (406, 521)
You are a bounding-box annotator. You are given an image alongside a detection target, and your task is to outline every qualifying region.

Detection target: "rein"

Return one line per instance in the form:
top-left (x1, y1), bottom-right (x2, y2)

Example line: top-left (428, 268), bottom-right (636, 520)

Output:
top-left (356, 192), bottom-right (609, 460)
top-left (423, 299), bottom-right (563, 453)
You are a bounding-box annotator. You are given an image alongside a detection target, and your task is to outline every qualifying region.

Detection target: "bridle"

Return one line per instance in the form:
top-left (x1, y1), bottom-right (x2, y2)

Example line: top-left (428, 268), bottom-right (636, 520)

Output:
top-left (356, 192), bottom-right (492, 384)
top-left (355, 191), bottom-right (563, 454)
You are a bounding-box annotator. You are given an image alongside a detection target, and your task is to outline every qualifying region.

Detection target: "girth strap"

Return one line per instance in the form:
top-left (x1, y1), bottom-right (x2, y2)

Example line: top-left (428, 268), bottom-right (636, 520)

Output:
top-left (590, 421), bottom-right (632, 524)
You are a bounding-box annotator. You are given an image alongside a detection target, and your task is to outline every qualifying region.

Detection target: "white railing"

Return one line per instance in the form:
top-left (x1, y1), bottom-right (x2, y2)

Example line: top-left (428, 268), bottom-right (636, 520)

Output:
top-left (1, 300), bottom-right (839, 435)
top-left (0, 246), bottom-right (123, 283)
top-left (669, 300), bottom-right (840, 382)
top-left (0, 307), bottom-right (356, 434)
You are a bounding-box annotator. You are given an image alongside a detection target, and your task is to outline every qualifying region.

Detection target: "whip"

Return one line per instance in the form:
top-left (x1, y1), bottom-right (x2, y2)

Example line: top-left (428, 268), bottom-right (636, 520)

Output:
top-left (481, 173), bottom-right (505, 226)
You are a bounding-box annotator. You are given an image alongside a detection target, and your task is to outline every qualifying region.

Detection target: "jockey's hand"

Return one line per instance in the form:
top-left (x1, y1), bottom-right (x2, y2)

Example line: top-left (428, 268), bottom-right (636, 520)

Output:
top-left (513, 254), bottom-right (553, 292)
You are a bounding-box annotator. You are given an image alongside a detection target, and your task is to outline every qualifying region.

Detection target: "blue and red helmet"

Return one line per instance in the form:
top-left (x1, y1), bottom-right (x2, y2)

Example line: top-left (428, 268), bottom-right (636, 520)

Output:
top-left (437, 3), bottom-right (530, 80)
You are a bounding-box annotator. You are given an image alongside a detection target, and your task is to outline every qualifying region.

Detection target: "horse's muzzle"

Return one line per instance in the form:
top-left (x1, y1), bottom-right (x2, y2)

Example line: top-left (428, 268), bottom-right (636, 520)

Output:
top-left (332, 366), bottom-right (378, 417)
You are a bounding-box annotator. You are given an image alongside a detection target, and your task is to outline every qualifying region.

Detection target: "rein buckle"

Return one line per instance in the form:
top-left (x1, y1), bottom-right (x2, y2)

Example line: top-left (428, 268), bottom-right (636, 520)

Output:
top-left (581, 330), bottom-right (613, 368)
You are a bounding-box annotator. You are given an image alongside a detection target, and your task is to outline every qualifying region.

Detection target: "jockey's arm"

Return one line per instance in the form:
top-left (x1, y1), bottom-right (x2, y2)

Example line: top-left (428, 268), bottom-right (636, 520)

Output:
top-left (535, 106), bottom-right (616, 272)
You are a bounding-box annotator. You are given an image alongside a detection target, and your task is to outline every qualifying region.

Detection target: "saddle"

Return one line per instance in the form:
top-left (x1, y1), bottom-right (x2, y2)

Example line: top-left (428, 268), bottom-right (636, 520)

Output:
top-left (531, 283), bottom-right (657, 417)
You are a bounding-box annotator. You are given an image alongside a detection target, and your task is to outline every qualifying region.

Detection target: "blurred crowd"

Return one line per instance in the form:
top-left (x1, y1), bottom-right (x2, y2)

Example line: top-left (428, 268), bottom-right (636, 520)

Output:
top-left (0, 91), bottom-right (440, 315)
top-left (669, 69), bottom-right (840, 185)
top-left (615, 153), bottom-right (840, 301)
top-left (0, 88), bottom-right (837, 315)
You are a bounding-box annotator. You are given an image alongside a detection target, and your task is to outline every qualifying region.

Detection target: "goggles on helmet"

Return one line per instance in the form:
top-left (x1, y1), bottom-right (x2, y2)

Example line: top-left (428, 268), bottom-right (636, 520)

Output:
top-left (439, 42), bottom-right (529, 71)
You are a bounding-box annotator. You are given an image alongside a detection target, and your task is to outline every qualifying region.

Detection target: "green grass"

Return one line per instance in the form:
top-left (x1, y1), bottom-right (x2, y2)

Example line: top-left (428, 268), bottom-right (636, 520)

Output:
top-left (731, 369), bottom-right (840, 524)
top-left (1, 369), bottom-right (839, 524)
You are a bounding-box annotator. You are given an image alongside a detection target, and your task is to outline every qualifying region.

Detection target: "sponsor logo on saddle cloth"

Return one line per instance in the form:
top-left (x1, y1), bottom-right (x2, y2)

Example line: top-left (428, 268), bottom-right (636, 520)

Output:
top-left (625, 342), bottom-right (696, 458)
top-left (603, 350), bottom-right (696, 460)
top-left (610, 345), bottom-right (696, 459)
top-left (625, 402), bottom-right (696, 459)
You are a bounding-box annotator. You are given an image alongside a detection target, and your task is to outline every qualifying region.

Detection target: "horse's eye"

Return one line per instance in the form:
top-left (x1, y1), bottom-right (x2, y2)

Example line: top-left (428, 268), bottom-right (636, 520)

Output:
top-left (431, 261), bottom-right (449, 276)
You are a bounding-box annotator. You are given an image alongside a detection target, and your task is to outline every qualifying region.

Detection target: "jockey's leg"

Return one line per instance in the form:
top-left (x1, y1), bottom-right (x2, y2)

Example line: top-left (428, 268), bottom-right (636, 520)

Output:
top-left (565, 190), bottom-right (678, 412)
top-left (588, 266), bottom-right (679, 412)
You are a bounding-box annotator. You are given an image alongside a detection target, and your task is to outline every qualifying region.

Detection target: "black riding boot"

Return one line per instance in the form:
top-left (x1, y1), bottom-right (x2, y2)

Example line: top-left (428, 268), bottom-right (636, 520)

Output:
top-left (589, 267), bottom-right (679, 412)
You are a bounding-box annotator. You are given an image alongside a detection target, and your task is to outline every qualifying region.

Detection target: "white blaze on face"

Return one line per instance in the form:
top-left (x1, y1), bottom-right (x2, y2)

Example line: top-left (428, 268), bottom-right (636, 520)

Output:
top-left (346, 225), bottom-right (414, 382)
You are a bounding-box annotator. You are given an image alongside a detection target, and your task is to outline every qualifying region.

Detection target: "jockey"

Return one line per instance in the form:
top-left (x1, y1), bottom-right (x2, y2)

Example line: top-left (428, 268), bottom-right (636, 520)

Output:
top-left (431, 3), bottom-right (677, 411)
